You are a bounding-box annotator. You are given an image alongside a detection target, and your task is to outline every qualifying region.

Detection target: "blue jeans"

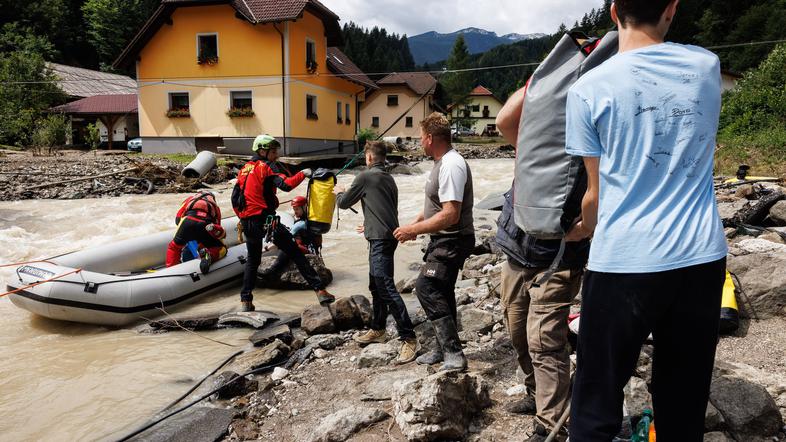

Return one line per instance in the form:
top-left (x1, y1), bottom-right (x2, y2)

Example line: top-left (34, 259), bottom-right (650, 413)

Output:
top-left (368, 239), bottom-right (415, 340)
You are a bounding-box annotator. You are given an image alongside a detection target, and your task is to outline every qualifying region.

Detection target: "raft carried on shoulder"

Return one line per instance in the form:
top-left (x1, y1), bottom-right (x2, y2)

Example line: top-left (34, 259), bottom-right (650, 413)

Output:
top-left (6, 214), bottom-right (292, 327)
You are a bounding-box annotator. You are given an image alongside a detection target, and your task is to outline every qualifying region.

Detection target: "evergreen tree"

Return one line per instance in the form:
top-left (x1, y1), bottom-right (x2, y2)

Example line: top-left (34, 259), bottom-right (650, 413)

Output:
top-left (441, 35), bottom-right (473, 105)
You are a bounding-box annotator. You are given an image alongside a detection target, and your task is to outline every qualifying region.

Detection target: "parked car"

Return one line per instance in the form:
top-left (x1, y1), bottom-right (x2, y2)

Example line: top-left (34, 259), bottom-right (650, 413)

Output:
top-left (126, 138), bottom-right (142, 152)
top-left (451, 127), bottom-right (476, 137)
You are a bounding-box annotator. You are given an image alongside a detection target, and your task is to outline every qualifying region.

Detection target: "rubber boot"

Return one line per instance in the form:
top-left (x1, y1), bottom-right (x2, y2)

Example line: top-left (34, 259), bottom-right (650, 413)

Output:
top-left (165, 241), bottom-right (184, 267)
top-left (416, 321), bottom-right (444, 365)
top-left (433, 316), bottom-right (467, 372)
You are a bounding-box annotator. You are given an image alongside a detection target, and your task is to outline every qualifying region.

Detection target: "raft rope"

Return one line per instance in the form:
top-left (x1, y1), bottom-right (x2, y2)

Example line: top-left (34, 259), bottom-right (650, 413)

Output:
top-left (0, 268), bottom-right (83, 298)
top-left (158, 350), bottom-right (245, 413)
top-left (115, 359), bottom-right (285, 442)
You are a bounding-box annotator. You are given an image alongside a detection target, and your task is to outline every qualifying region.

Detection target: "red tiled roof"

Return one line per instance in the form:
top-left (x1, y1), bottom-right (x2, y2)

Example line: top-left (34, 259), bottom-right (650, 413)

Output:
top-left (51, 94), bottom-right (138, 115)
top-left (376, 72), bottom-right (437, 96)
top-left (326, 47), bottom-right (376, 90)
top-left (469, 85), bottom-right (494, 96)
top-left (115, 0), bottom-right (342, 68)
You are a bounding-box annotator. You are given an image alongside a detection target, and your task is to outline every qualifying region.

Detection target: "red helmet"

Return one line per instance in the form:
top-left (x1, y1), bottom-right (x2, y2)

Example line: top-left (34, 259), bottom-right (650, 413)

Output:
top-left (291, 196), bottom-right (307, 208)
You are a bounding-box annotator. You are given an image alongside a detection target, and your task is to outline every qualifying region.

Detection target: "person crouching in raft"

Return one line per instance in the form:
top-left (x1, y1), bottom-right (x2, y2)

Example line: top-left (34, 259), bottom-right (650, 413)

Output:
top-left (232, 134), bottom-right (335, 312)
top-left (165, 190), bottom-right (227, 274)
top-left (259, 195), bottom-right (323, 281)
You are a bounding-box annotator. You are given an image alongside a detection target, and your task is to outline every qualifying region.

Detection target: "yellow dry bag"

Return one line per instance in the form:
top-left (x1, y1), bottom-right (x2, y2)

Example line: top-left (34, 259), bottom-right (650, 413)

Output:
top-left (306, 168), bottom-right (337, 234)
top-left (719, 271), bottom-right (739, 335)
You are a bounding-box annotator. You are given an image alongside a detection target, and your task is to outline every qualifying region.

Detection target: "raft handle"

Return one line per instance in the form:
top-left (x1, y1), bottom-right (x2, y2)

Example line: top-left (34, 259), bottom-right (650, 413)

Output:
top-left (190, 272), bottom-right (200, 282)
top-left (84, 282), bottom-right (99, 293)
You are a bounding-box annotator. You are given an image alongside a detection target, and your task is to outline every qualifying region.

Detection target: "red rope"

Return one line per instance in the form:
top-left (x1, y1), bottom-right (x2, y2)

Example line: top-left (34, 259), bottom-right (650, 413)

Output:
top-left (0, 268), bottom-right (83, 298)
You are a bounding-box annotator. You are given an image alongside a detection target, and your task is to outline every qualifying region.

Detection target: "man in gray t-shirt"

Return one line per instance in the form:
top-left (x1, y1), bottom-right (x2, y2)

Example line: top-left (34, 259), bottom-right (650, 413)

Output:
top-left (395, 112), bottom-right (475, 372)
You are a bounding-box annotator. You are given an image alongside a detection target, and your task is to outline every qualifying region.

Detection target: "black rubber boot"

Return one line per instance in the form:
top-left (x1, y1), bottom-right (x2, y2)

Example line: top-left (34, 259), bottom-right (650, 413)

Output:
top-left (415, 321), bottom-right (444, 365)
top-left (433, 316), bottom-right (467, 372)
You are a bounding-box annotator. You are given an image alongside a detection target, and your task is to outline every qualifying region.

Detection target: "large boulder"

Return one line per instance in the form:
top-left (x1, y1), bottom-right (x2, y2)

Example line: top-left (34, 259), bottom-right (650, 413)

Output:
top-left (727, 239), bottom-right (786, 318)
top-left (457, 306), bottom-right (498, 335)
top-left (714, 360), bottom-right (786, 423)
top-left (257, 254), bottom-right (333, 290)
top-left (356, 343), bottom-right (398, 368)
top-left (301, 305), bottom-right (336, 335)
top-left (709, 373), bottom-right (783, 439)
top-left (770, 200), bottom-right (786, 226)
top-left (328, 297), bottom-right (363, 330)
top-left (393, 371), bottom-right (491, 441)
top-left (213, 371), bottom-right (257, 399)
top-left (307, 407), bottom-right (390, 442)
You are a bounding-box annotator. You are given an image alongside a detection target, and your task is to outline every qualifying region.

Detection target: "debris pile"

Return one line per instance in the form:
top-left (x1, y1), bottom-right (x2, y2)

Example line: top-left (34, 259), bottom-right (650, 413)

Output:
top-left (0, 151), bottom-right (236, 200)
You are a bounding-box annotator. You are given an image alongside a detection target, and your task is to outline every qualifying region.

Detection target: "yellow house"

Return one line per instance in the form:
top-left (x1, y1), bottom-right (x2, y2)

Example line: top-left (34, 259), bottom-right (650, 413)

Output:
top-left (449, 86), bottom-right (505, 136)
top-left (114, 0), bottom-right (376, 155)
top-left (359, 73), bottom-right (437, 140)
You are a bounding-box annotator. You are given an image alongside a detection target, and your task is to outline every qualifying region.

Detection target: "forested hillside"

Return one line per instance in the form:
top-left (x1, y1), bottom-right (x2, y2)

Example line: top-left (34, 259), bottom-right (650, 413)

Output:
top-left (338, 22), bottom-right (415, 77)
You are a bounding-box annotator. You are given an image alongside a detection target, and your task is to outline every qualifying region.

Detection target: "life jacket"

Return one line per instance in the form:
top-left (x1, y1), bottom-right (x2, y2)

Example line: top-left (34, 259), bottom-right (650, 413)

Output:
top-left (175, 192), bottom-right (221, 224)
top-left (305, 168), bottom-right (337, 234)
top-left (232, 157), bottom-right (304, 219)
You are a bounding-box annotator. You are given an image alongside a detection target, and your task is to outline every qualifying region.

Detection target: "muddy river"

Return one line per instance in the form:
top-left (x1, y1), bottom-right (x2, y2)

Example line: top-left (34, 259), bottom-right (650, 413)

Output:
top-left (0, 158), bottom-right (512, 441)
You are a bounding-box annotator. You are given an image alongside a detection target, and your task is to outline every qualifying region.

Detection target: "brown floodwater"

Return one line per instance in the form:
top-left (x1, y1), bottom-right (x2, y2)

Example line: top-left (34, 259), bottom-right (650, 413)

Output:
top-left (0, 158), bottom-right (512, 441)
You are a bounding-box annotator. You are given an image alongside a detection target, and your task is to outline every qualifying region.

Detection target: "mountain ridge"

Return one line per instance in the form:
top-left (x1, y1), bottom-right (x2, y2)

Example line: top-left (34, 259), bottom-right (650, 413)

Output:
top-left (408, 27), bottom-right (546, 65)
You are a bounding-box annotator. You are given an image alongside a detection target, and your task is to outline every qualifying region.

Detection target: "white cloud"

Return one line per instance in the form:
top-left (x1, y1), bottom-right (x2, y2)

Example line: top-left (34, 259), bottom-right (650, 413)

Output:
top-left (319, 0), bottom-right (606, 37)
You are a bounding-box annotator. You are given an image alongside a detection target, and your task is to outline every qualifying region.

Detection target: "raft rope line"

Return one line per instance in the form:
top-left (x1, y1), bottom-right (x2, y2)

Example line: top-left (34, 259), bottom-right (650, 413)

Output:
top-left (0, 268), bottom-right (83, 298)
top-left (114, 359), bottom-right (285, 442)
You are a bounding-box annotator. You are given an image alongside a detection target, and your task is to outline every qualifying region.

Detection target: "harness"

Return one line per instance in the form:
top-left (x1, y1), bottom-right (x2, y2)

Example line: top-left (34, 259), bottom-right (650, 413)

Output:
top-left (178, 193), bottom-right (218, 224)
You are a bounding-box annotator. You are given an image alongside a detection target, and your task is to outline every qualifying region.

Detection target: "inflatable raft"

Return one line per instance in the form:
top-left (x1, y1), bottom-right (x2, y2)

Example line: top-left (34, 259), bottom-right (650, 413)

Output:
top-left (6, 214), bottom-right (292, 326)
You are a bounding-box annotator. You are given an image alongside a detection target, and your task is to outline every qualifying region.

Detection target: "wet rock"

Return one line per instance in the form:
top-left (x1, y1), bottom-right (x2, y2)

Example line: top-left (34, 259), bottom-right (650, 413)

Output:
top-left (307, 406), bottom-right (390, 442)
top-left (128, 407), bottom-right (235, 442)
top-left (472, 232), bottom-right (500, 256)
top-left (397, 276), bottom-right (418, 294)
top-left (301, 305), bottom-right (335, 335)
top-left (706, 401), bottom-right (725, 431)
top-left (357, 343), bottom-right (397, 368)
top-left (213, 371), bottom-right (256, 400)
top-left (350, 295), bottom-right (373, 327)
top-left (623, 377), bottom-right (652, 419)
top-left (727, 239), bottom-right (786, 318)
top-left (735, 184), bottom-right (756, 199)
top-left (283, 345), bottom-right (314, 370)
top-left (231, 339), bottom-right (291, 372)
top-left (458, 306), bottom-right (498, 335)
top-left (393, 371), bottom-right (492, 441)
top-left (305, 334), bottom-right (344, 350)
top-left (770, 201), bottom-right (786, 226)
top-left (709, 374), bottom-right (783, 438)
top-left (249, 324), bottom-right (293, 347)
top-left (148, 316), bottom-right (218, 331)
top-left (464, 254), bottom-right (496, 272)
top-left (718, 200), bottom-right (750, 224)
top-left (703, 432), bottom-right (734, 442)
top-left (218, 311), bottom-right (279, 329)
top-left (257, 255), bottom-right (333, 290)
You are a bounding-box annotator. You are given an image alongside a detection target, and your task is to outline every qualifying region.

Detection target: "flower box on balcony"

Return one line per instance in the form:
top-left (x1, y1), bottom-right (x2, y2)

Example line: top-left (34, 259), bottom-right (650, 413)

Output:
top-left (166, 108), bottom-right (191, 118)
top-left (227, 107), bottom-right (255, 118)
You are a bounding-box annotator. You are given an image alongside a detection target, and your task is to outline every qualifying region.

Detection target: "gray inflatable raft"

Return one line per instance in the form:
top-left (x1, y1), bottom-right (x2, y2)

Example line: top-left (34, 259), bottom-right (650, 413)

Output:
top-left (6, 214), bottom-right (292, 327)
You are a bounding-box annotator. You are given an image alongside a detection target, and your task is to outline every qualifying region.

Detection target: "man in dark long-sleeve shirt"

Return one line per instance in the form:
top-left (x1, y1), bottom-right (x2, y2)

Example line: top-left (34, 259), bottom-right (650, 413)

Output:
top-left (334, 141), bottom-right (418, 364)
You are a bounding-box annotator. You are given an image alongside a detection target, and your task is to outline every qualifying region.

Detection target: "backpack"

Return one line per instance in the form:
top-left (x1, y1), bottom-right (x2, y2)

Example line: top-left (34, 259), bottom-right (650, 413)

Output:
top-left (306, 168), bottom-right (337, 234)
top-left (514, 30), bottom-right (618, 238)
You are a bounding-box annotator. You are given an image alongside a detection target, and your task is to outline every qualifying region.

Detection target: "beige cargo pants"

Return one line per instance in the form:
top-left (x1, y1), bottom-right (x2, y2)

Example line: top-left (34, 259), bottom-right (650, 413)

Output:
top-left (500, 259), bottom-right (583, 430)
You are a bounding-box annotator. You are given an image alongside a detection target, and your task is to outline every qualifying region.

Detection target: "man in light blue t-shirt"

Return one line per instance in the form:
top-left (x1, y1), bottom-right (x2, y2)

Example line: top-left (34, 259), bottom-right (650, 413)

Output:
top-left (563, 0), bottom-right (728, 440)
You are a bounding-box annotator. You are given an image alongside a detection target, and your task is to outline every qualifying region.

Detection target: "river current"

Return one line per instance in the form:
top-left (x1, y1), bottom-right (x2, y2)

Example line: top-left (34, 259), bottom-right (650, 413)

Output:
top-left (0, 158), bottom-right (512, 441)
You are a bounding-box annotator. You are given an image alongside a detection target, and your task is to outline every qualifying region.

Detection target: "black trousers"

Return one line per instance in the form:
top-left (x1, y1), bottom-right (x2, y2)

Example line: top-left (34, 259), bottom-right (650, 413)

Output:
top-left (569, 258), bottom-right (726, 441)
top-left (414, 235), bottom-right (475, 322)
top-left (368, 239), bottom-right (415, 340)
top-left (173, 218), bottom-right (224, 249)
top-left (240, 215), bottom-right (324, 301)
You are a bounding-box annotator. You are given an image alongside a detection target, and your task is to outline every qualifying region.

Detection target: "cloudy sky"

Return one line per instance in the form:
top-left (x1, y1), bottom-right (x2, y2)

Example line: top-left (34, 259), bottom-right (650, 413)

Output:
top-left (319, 0), bottom-right (605, 37)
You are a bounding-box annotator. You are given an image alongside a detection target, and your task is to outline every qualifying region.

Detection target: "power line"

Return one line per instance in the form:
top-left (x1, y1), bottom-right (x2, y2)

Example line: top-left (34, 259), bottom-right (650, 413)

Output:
top-left (1, 37), bottom-right (784, 88)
